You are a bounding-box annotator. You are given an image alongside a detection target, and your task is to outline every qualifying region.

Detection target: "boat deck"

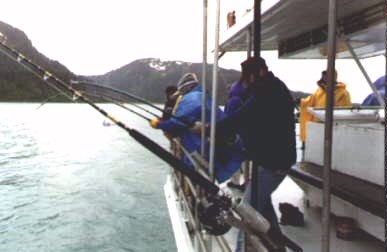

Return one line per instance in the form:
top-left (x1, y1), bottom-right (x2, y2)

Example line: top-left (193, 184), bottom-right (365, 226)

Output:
top-left (272, 177), bottom-right (384, 251)
top-left (165, 174), bottom-right (384, 252)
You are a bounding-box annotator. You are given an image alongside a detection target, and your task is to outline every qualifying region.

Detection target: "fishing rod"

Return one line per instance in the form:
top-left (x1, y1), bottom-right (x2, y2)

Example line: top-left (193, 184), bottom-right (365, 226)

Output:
top-left (81, 82), bottom-right (301, 251)
top-left (118, 98), bottom-right (160, 118)
top-left (70, 80), bottom-right (194, 126)
top-left (0, 37), bottom-right (73, 102)
top-left (80, 88), bottom-right (161, 118)
top-left (70, 80), bottom-right (162, 110)
top-left (95, 94), bottom-right (153, 122)
top-left (0, 36), bottom-right (218, 195)
top-left (0, 38), bottom-right (299, 251)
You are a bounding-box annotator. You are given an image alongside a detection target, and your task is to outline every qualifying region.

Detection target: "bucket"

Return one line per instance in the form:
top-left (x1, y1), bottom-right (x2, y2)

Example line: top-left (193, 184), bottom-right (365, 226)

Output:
top-left (335, 216), bottom-right (357, 241)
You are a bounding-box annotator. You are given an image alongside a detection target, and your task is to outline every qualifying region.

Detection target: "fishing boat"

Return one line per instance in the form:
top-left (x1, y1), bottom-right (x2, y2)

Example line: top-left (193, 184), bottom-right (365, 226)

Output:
top-left (0, 1), bottom-right (384, 251)
top-left (163, 0), bottom-right (385, 251)
top-left (0, 30), bottom-right (275, 252)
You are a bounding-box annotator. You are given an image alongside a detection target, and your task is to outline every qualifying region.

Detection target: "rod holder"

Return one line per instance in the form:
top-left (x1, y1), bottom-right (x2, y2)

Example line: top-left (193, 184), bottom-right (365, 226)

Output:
top-left (233, 198), bottom-right (270, 234)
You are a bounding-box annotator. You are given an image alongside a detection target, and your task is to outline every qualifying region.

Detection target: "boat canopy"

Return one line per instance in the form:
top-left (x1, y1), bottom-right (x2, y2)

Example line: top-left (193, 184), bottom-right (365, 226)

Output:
top-left (219, 0), bottom-right (385, 59)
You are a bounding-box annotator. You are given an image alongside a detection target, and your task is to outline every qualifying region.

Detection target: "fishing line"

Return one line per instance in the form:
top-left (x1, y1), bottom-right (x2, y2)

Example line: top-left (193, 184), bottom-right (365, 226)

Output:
top-left (36, 93), bottom-right (62, 109)
top-left (122, 100), bottom-right (160, 118)
top-left (71, 80), bottom-right (194, 126)
top-left (0, 39), bottom-right (219, 195)
top-left (80, 88), bottom-right (161, 118)
top-left (97, 94), bottom-right (153, 122)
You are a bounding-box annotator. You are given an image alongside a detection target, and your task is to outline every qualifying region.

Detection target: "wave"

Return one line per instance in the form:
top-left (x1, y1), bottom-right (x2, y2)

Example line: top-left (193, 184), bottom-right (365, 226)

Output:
top-left (39, 213), bottom-right (60, 221)
top-left (0, 214), bottom-right (14, 222)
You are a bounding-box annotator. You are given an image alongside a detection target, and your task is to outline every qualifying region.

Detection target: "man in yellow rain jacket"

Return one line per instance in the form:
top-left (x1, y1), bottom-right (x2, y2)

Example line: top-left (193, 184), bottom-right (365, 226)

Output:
top-left (299, 70), bottom-right (352, 143)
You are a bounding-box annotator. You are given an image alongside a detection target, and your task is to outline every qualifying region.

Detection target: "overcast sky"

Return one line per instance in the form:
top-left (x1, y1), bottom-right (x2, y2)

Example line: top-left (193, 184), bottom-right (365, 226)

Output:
top-left (0, 0), bottom-right (384, 102)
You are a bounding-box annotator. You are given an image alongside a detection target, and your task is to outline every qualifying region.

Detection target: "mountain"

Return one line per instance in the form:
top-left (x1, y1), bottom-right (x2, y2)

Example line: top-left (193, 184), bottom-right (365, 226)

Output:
top-left (0, 21), bottom-right (309, 103)
top-left (85, 58), bottom-right (310, 104)
top-left (0, 21), bottom-right (78, 101)
top-left (85, 58), bottom-right (242, 104)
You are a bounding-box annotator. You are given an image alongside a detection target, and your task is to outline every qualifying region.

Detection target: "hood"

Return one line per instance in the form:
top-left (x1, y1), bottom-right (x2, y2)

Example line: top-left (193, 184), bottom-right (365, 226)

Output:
top-left (373, 76), bottom-right (385, 91)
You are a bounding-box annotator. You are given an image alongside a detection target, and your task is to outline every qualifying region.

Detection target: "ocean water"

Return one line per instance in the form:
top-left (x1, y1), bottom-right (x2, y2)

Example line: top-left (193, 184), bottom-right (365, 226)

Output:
top-left (0, 103), bottom-right (176, 252)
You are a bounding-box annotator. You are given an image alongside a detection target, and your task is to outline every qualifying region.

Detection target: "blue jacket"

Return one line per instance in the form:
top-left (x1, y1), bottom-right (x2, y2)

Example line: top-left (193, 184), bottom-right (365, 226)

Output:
top-left (224, 81), bottom-right (247, 115)
top-left (362, 76), bottom-right (385, 106)
top-left (158, 86), bottom-right (246, 182)
top-left (224, 81), bottom-right (247, 152)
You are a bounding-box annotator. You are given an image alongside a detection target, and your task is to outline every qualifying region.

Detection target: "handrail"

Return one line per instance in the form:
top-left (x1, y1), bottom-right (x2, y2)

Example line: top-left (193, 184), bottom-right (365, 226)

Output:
top-left (172, 174), bottom-right (208, 252)
top-left (169, 139), bottom-right (277, 252)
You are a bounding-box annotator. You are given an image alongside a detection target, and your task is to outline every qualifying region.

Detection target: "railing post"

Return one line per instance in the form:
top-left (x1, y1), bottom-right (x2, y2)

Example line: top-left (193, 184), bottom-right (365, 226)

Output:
top-left (383, 2), bottom-right (387, 247)
top-left (201, 0), bottom-right (208, 157)
top-left (251, 0), bottom-right (262, 213)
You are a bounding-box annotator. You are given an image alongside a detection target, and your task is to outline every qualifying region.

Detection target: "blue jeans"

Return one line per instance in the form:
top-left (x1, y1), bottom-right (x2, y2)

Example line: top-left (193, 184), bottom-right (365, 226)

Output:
top-left (235, 165), bottom-right (287, 252)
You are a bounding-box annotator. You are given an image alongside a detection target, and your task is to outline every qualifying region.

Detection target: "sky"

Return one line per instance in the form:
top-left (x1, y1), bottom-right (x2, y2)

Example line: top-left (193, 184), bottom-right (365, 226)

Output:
top-left (0, 0), bottom-right (385, 103)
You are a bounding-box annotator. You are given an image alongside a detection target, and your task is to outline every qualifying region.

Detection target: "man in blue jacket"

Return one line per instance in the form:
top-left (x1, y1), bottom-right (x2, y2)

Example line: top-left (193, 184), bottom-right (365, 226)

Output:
top-left (150, 73), bottom-right (246, 183)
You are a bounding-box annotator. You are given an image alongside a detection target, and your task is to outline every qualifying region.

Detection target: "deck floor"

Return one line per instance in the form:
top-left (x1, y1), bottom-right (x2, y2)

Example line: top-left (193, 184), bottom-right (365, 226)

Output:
top-left (166, 175), bottom-right (384, 252)
top-left (223, 177), bottom-right (384, 252)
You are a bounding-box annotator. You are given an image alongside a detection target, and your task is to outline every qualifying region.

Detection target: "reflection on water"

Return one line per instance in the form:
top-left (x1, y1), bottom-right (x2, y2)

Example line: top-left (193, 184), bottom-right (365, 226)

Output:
top-left (0, 103), bottom-right (175, 252)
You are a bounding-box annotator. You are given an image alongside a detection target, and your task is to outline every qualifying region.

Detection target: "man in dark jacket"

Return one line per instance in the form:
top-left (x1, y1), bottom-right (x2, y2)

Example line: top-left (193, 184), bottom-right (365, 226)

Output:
top-left (195, 56), bottom-right (296, 249)
top-left (217, 57), bottom-right (296, 171)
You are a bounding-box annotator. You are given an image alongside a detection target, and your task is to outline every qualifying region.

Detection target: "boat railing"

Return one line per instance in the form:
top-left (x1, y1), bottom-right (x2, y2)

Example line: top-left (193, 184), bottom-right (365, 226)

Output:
top-left (169, 138), bottom-right (234, 252)
top-left (167, 137), bottom-right (281, 252)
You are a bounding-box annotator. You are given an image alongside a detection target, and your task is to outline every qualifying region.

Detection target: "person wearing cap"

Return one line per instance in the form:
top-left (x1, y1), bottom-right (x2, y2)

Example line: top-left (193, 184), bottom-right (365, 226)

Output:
top-left (193, 56), bottom-right (296, 250)
top-left (298, 70), bottom-right (352, 143)
top-left (150, 73), bottom-right (246, 183)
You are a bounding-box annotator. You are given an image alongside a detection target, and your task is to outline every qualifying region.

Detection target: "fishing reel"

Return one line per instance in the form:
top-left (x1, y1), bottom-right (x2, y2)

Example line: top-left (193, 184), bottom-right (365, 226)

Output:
top-left (197, 194), bottom-right (232, 235)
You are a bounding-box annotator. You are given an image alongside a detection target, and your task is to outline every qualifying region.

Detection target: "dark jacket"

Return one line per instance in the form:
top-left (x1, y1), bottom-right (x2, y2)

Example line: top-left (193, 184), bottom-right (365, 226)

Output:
top-left (162, 98), bottom-right (177, 120)
top-left (216, 72), bottom-right (296, 170)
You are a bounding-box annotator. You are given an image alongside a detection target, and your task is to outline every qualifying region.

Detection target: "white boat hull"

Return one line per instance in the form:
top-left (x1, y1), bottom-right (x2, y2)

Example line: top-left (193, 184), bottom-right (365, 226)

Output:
top-left (305, 121), bottom-right (384, 186)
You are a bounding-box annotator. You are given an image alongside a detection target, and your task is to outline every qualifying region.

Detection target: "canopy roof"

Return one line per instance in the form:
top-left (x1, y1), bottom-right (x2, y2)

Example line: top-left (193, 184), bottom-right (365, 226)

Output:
top-left (219, 0), bottom-right (385, 59)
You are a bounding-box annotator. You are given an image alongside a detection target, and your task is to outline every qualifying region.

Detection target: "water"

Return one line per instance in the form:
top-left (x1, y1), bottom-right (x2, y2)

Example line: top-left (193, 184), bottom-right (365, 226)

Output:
top-left (0, 103), bottom-right (176, 252)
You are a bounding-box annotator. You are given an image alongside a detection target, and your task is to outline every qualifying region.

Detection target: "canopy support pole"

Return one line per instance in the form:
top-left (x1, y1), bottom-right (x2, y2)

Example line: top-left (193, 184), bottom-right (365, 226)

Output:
top-left (206, 0), bottom-right (221, 249)
top-left (383, 7), bottom-right (387, 247)
top-left (251, 0), bottom-right (262, 212)
top-left (209, 0), bottom-right (221, 182)
top-left (253, 0), bottom-right (261, 57)
top-left (201, 0), bottom-right (208, 157)
top-left (247, 26), bottom-right (253, 58)
top-left (345, 40), bottom-right (385, 106)
top-left (322, 0), bottom-right (337, 251)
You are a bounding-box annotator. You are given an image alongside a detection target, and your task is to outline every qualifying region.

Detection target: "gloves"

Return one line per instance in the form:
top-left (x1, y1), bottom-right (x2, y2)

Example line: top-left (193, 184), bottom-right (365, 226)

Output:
top-left (189, 121), bottom-right (210, 135)
top-left (150, 118), bottom-right (160, 129)
top-left (189, 121), bottom-right (202, 135)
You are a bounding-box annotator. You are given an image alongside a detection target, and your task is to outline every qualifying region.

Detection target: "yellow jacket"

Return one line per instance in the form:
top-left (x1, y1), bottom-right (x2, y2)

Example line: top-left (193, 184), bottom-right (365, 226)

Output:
top-left (300, 83), bottom-right (351, 142)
